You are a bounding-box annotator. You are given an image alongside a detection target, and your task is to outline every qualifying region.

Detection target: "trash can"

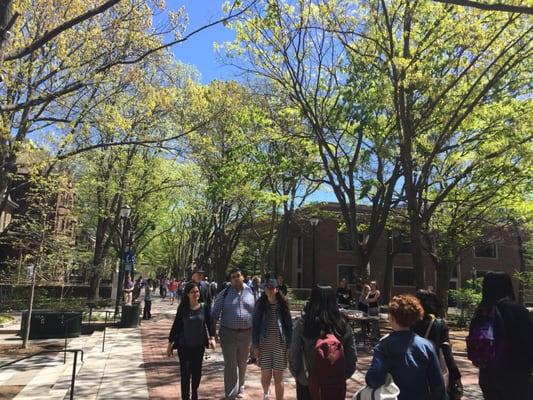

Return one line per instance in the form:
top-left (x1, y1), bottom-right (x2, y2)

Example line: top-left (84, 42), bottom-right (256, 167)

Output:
top-left (20, 310), bottom-right (82, 339)
top-left (120, 302), bottom-right (140, 328)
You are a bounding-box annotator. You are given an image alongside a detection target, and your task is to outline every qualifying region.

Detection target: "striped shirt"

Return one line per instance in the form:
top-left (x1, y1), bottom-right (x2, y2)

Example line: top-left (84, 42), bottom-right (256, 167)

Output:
top-left (211, 285), bottom-right (255, 330)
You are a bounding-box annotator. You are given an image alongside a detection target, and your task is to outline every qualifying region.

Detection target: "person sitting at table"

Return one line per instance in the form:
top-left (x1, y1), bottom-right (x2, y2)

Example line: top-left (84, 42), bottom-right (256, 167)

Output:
top-left (357, 281), bottom-right (370, 313)
top-left (366, 281), bottom-right (380, 316)
top-left (336, 278), bottom-right (352, 308)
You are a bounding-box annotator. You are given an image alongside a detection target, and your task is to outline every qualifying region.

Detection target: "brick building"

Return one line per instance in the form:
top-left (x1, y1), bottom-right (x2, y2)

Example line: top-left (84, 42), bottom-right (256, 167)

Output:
top-left (282, 203), bottom-right (525, 297)
top-left (0, 192), bottom-right (18, 234)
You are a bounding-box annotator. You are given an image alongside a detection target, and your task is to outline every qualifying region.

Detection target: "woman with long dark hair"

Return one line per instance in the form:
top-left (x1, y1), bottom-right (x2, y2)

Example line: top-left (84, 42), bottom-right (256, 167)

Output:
top-left (167, 281), bottom-right (216, 400)
top-left (412, 290), bottom-right (463, 399)
top-left (289, 284), bottom-right (357, 400)
top-left (252, 278), bottom-right (293, 400)
top-left (468, 271), bottom-right (533, 399)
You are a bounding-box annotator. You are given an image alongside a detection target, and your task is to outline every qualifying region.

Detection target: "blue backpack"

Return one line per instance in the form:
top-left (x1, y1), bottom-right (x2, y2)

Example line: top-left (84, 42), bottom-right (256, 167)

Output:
top-left (466, 302), bottom-right (506, 369)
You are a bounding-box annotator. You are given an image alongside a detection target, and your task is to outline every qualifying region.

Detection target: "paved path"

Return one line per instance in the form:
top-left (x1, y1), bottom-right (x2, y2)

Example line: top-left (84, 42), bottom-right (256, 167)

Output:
top-left (141, 296), bottom-right (484, 400)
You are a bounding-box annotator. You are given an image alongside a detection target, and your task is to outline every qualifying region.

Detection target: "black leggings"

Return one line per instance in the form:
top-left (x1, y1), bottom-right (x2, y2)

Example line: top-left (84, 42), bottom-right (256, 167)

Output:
top-left (143, 300), bottom-right (151, 319)
top-left (178, 346), bottom-right (205, 400)
top-left (296, 382), bottom-right (311, 400)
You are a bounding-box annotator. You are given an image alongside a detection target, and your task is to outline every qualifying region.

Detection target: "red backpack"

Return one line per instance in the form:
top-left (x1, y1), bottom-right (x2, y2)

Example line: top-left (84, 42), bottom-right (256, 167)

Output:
top-left (308, 333), bottom-right (346, 400)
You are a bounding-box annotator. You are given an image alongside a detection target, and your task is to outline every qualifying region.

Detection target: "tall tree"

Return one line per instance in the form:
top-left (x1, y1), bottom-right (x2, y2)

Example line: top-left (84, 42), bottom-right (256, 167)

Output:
top-left (225, 0), bottom-right (402, 278)
top-left (358, 0), bottom-right (532, 287)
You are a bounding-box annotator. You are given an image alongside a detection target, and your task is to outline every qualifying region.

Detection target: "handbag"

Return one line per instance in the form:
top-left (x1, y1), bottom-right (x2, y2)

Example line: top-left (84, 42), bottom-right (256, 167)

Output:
top-left (352, 374), bottom-right (399, 400)
top-left (353, 337), bottom-right (399, 400)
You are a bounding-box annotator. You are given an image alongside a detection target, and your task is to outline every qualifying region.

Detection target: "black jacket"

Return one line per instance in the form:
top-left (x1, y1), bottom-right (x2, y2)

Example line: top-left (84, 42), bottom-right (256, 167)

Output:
top-left (168, 303), bottom-right (215, 348)
top-left (470, 299), bottom-right (533, 372)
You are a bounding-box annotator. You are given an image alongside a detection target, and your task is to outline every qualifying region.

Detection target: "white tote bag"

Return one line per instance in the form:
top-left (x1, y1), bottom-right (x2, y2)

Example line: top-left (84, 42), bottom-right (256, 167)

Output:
top-left (352, 374), bottom-right (400, 400)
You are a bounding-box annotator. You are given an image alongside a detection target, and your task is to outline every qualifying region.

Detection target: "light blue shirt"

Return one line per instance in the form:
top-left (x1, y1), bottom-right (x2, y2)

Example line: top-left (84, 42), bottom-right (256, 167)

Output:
top-left (211, 285), bottom-right (255, 330)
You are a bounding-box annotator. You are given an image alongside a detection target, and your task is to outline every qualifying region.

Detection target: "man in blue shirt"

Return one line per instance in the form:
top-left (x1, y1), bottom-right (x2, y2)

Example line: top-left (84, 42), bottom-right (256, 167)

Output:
top-left (212, 268), bottom-right (255, 399)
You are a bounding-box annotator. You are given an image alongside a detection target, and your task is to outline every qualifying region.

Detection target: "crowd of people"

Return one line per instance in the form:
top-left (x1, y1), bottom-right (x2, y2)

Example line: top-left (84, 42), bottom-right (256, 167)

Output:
top-left (161, 269), bottom-right (532, 400)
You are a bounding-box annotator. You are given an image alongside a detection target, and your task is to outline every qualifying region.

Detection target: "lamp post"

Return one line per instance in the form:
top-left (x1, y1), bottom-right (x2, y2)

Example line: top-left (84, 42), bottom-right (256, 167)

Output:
top-left (310, 217), bottom-right (319, 287)
top-left (114, 205), bottom-right (132, 317)
top-left (471, 266), bottom-right (477, 290)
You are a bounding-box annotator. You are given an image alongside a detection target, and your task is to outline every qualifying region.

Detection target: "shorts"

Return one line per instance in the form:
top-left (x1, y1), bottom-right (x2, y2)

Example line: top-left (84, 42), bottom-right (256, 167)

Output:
top-left (170, 291), bottom-right (176, 298)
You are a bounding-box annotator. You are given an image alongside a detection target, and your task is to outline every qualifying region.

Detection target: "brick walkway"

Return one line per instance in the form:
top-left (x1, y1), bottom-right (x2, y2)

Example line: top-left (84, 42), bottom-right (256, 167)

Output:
top-left (141, 297), bottom-right (483, 400)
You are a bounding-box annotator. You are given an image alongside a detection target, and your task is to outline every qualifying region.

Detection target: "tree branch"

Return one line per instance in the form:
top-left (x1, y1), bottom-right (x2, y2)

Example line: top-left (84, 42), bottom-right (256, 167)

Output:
top-left (432, 0), bottom-right (533, 15)
top-left (4, 0), bottom-right (120, 61)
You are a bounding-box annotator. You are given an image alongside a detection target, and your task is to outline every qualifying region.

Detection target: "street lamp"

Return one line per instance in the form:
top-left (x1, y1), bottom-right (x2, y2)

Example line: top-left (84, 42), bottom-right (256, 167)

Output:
top-left (115, 205), bottom-right (132, 316)
top-left (310, 217), bottom-right (319, 287)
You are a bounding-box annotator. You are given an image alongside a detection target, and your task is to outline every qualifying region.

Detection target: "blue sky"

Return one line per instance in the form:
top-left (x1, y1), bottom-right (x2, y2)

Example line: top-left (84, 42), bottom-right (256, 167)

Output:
top-left (164, 0), bottom-right (240, 83)
top-left (163, 1), bottom-right (337, 203)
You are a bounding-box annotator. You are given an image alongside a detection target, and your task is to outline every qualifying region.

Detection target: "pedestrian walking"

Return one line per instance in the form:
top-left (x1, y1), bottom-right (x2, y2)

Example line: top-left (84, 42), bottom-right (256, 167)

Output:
top-left (412, 289), bottom-right (463, 399)
top-left (252, 278), bottom-right (293, 400)
top-left (211, 268), bottom-right (255, 399)
top-left (167, 282), bottom-right (216, 400)
top-left (277, 275), bottom-right (288, 297)
top-left (142, 279), bottom-right (154, 320)
top-left (169, 277), bottom-right (178, 305)
top-left (248, 276), bottom-right (263, 365)
top-left (289, 284), bottom-right (357, 400)
top-left (192, 268), bottom-right (212, 304)
top-left (123, 273), bottom-right (134, 305)
top-left (364, 294), bottom-right (445, 400)
top-left (467, 271), bottom-right (533, 399)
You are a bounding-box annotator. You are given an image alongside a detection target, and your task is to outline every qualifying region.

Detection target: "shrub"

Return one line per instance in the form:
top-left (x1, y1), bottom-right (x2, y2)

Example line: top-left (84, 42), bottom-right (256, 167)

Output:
top-left (449, 278), bottom-right (482, 327)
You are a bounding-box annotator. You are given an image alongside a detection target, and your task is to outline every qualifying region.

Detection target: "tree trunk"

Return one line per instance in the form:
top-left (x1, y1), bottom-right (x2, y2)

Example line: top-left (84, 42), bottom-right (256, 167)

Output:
top-left (88, 266), bottom-right (101, 301)
top-left (410, 217), bottom-right (426, 289)
top-left (274, 211), bottom-right (291, 274)
top-left (382, 234), bottom-right (395, 305)
top-left (436, 259), bottom-right (451, 316)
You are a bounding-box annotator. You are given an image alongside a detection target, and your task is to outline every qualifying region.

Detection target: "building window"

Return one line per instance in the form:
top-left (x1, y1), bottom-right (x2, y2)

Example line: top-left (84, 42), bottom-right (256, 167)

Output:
top-left (338, 231), bottom-right (365, 252)
top-left (391, 232), bottom-right (411, 254)
top-left (338, 264), bottom-right (363, 284)
top-left (474, 243), bottom-right (497, 258)
top-left (338, 232), bottom-right (353, 251)
top-left (393, 266), bottom-right (415, 287)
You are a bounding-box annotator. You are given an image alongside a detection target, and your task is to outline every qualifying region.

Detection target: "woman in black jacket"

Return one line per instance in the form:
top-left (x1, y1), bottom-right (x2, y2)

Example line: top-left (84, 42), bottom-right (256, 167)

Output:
top-left (167, 281), bottom-right (216, 400)
top-left (412, 289), bottom-right (463, 399)
top-left (469, 271), bottom-right (533, 400)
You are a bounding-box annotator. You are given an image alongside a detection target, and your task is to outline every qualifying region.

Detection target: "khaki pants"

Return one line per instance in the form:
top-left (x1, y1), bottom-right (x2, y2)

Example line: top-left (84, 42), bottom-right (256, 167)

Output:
top-left (219, 326), bottom-right (251, 399)
top-left (123, 290), bottom-right (133, 305)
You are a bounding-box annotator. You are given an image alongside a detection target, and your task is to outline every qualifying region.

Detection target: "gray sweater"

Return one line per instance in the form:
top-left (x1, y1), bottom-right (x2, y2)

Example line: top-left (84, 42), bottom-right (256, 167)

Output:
top-left (288, 318), bottom-right (357, 386)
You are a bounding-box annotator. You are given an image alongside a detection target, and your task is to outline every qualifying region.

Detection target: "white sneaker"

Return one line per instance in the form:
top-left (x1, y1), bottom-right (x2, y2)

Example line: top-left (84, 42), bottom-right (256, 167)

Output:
top-left (263, 394), bottom-right (270, 400)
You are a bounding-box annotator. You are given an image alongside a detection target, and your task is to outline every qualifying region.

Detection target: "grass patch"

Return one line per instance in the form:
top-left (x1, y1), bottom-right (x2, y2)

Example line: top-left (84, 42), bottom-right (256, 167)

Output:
top-left (0, 315), bottom-right (14, 325)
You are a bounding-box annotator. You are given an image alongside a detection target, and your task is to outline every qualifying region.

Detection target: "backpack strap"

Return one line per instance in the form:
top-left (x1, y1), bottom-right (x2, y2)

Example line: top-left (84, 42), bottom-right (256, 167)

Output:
top-left (424, 318), bottom-right (435, 339)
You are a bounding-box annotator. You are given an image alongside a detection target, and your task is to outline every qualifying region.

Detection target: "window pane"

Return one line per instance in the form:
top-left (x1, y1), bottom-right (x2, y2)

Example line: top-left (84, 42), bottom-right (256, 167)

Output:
top-left (338, 265), bottom-right (363, 284)
top-left (474, 243), bottom-right (496, 258)
top-left (338, 232), bottom-right (354, 251)
top-left (394, 267), bottom-right (415, 286)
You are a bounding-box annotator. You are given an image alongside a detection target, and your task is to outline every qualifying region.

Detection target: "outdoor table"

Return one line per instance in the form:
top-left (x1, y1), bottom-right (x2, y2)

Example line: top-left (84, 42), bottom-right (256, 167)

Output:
top-left (340, 309), bottom-right (381, 347)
